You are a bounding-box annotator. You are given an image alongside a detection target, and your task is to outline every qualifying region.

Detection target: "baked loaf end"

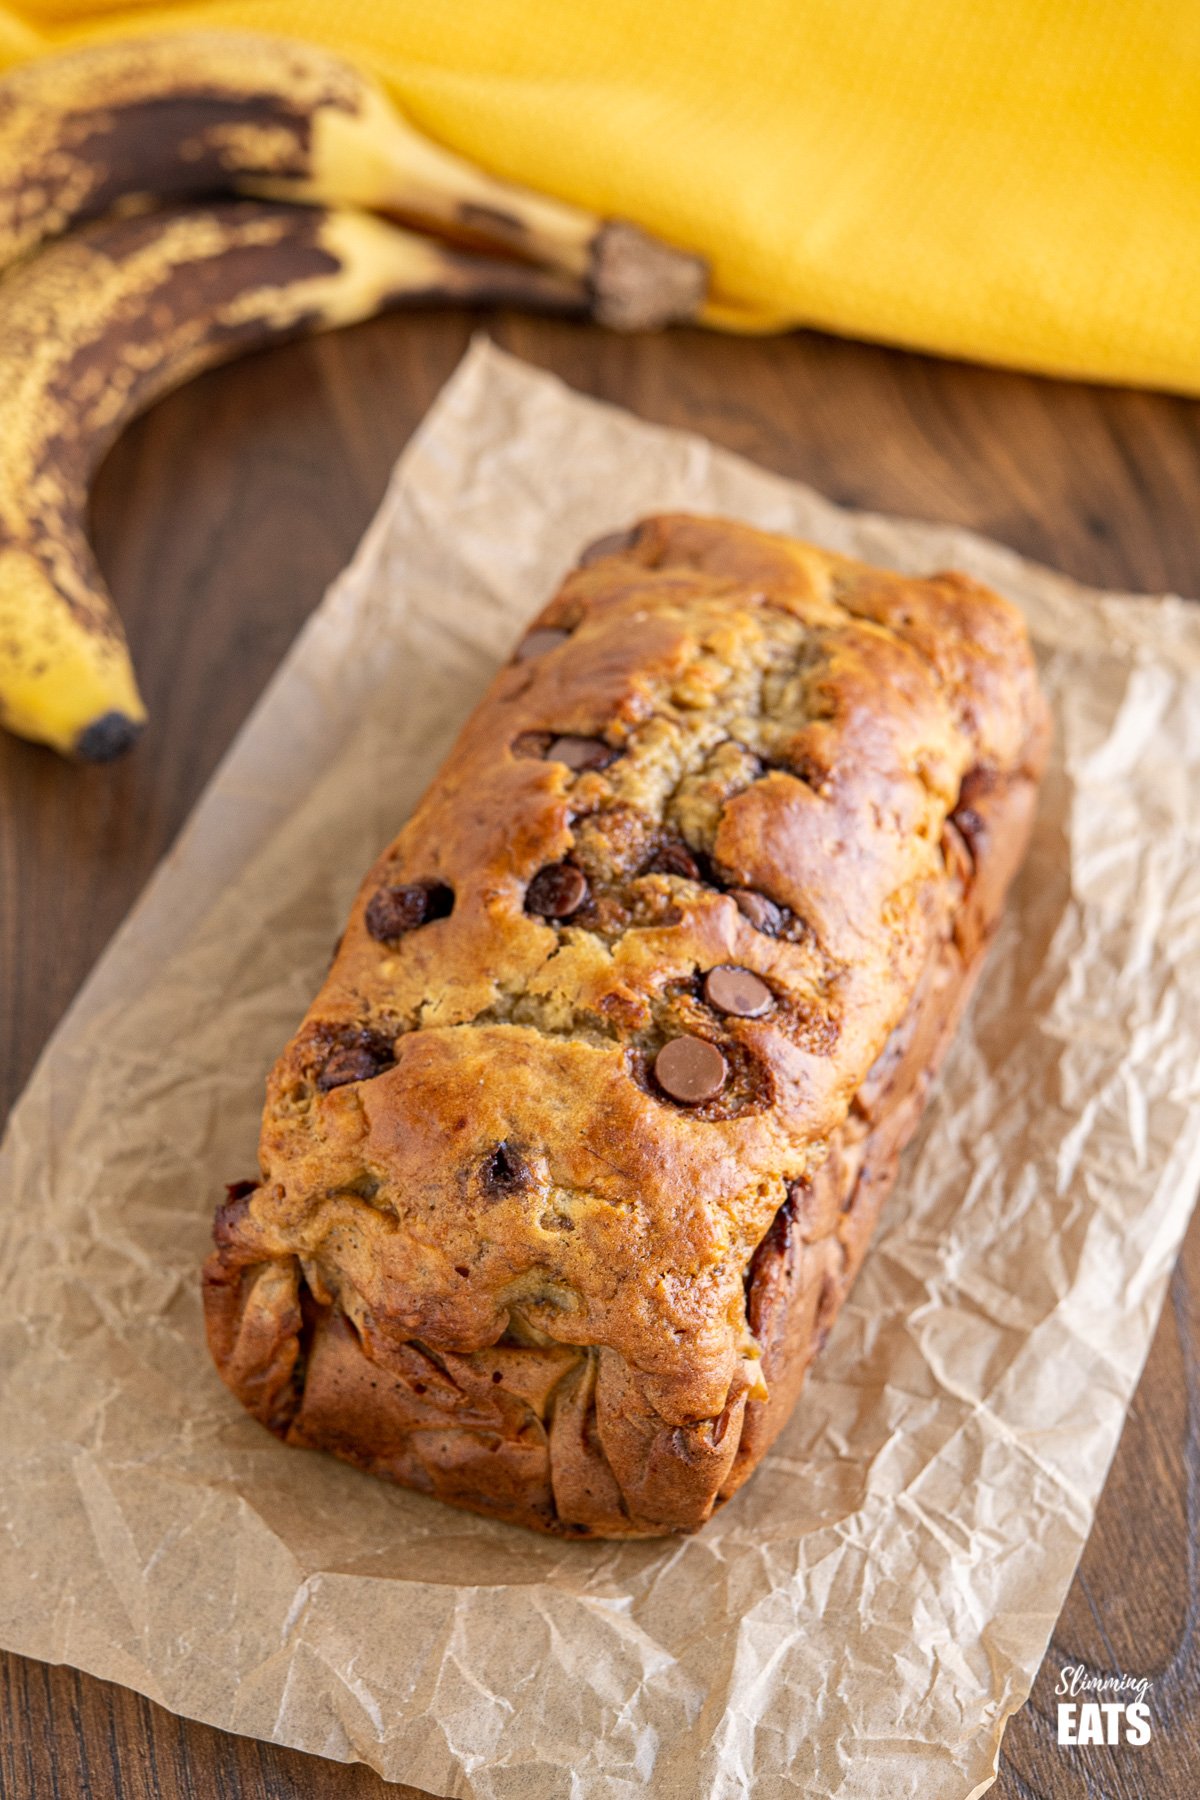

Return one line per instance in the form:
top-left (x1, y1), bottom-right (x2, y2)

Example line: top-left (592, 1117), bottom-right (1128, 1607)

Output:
top-left (203, 514), bottom-right (1050, 1537)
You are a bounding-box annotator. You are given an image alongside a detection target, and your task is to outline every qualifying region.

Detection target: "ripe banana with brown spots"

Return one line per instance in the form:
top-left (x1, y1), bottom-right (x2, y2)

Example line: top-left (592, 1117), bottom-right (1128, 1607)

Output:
top-left (0, 30), bottom-right (707, 331)
top-left (0, 200), bottom-right (590, 759)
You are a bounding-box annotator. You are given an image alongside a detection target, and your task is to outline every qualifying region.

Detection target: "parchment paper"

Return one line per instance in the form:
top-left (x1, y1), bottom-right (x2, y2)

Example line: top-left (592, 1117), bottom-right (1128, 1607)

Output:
top-left (3, 340), bottom-right (1199, 1800)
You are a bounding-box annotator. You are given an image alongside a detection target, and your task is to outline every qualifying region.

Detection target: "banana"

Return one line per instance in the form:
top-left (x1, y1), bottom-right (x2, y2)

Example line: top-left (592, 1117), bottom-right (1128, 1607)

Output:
top-left (0, 31), bottom-right (707, 330)
top-left (0, 199), bottom-right (590, 759)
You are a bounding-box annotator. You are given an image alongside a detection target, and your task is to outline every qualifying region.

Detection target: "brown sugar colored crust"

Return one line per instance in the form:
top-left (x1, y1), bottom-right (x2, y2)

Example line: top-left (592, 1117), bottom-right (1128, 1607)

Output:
top-left (202, 514), bottom-right (1051, 1537)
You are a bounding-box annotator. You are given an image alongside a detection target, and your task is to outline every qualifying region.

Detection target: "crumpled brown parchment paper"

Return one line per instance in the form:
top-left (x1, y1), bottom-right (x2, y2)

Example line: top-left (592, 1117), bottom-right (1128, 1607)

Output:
top-left (2, 341), bottom-right (1199, 1799)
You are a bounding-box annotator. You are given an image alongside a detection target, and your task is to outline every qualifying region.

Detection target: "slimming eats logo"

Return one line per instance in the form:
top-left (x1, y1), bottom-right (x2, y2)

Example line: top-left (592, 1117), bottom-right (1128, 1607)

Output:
top-left (1056, 1664), bottom-right (1152, 1746)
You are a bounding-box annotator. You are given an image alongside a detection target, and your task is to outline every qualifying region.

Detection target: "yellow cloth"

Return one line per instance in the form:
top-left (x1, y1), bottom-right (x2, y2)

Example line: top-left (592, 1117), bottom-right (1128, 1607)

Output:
top-left (3, 1), bottom-right (1200, 390)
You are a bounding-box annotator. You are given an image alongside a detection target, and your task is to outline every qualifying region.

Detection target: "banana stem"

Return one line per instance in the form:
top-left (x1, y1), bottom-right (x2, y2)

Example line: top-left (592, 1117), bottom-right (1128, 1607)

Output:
top-left (240, 86), bottom-right (708, 331)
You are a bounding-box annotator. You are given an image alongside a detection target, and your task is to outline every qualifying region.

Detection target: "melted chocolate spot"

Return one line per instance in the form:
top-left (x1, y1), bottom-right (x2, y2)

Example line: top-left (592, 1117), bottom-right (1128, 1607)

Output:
top-left (730, 888), bottom-right (783, 935)
top-left (547, 735), bottom-right (617, 772)
top-left (526, 862), bottom-right (588, 918)
top-left (366, 881), bottom-right (453, 941)
top-left (512, 730), bottom-right (554, 759)
top-left (481, 1141), bottom-right (532, 1196)
top-left (645, 838), bottom-right (702, 881)
top-left (315, 1026), bottom-right (395, 1092)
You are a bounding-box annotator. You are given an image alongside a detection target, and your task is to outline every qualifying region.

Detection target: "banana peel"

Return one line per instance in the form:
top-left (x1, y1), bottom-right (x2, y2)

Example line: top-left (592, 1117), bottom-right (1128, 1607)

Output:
top-left (0, 30), bottom-right (713, 759)
top-left (0, 30), bottom-right (707, 331)
top-left (0, 201), bottom-right (590, 759)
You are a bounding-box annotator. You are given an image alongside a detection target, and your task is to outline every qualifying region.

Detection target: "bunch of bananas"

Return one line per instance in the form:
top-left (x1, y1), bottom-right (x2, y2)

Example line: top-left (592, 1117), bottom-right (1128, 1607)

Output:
top-left (0, 32), bottom-right (708, 759)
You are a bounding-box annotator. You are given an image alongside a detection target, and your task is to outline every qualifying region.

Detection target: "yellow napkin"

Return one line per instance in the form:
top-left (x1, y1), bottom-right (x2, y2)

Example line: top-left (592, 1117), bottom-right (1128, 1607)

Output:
top-left (4, 1), bottom-right (1200, 391)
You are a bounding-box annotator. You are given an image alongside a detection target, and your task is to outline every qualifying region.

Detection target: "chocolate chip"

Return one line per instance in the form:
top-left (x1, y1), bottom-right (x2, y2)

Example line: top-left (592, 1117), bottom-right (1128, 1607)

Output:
top-left (653, 1035), bottom-right (728, 1104)
top-left (730, 888), bottom-right (782, 935)
top-left (481, 1141), bottom-right (531, 1195)
top-left (366, 885), bottom-right (426, 938)
top-left (646, 839), bottom-right (701, 881)
top-left (512, 731), bottom-right (554, 759)
top-left (365, 881), bottom-right (453, 941)
top-left (704, 965), bottom-right (773, 1018)
top-left (579, 525), bottom-right (639, 566)
top-left (515, 627), bottom-right (570, 662)
top-left (526, 862), bottom-right (588, 918)
top-left (316, 1028), bottom-right (394, 1092)
top-left (547, 734), bottom-right (617, 772)
top-left (428, 884), bottom-right (455, 920)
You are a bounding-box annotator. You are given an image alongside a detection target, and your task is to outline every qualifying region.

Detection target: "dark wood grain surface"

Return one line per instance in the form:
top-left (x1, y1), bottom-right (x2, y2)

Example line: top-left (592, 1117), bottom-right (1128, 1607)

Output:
top-left (1, 309), bottom-right (1197, 1800)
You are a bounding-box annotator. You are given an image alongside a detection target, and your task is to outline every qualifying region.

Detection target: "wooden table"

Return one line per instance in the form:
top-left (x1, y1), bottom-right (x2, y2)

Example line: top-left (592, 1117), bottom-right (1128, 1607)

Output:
top-left (1, 310), bottom-right (1196, 1800)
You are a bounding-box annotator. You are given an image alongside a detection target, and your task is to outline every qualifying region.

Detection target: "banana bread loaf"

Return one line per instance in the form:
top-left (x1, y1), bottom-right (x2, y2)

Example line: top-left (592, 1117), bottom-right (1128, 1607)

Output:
top-left (203, 514), bottom-right (1050, 1537)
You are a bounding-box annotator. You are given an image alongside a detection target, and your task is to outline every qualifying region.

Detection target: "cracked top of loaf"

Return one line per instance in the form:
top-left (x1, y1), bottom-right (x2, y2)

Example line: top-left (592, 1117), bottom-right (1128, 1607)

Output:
top-left (230, 514), bottom-right (1048, 1426)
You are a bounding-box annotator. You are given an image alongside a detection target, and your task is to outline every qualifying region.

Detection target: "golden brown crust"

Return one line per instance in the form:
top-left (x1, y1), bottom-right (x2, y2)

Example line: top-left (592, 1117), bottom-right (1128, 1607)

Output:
top-left (203, 515), bottom-right (1050, 1536)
